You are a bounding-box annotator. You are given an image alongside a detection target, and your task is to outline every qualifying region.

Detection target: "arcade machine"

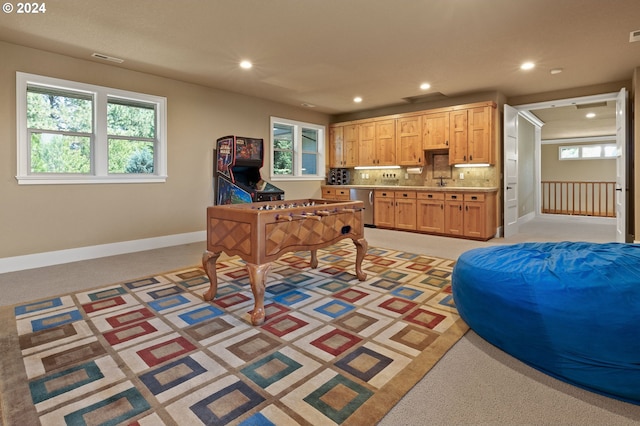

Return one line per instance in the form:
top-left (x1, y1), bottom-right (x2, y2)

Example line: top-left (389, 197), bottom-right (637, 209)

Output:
top-left (215, 135), bottom-right (284, 205)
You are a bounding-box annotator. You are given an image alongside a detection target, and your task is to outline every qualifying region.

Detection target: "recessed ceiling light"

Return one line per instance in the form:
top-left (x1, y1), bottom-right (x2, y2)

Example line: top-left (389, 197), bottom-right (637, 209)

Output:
top-left (520, 61), bottom-right (535, 71)
top-left (239, 60), bottom-right (253, 69)
top-left (301, 102), bottom-right (316, 108)
top-left (420, 83), bottom-right (431, 90)
top-left (586, 112), bottom-right (596, 118)
top-left (353, 96), bottom-right (363, 103)
top-left (550, 68), bottom-right (563, 75)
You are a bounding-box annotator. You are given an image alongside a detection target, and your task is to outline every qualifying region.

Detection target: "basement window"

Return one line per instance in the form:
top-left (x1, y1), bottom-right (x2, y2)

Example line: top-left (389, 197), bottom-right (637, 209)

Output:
top-left (558, 143), bottom-right (617, 160)
top-left (16, 72), bottom-right (167, 184)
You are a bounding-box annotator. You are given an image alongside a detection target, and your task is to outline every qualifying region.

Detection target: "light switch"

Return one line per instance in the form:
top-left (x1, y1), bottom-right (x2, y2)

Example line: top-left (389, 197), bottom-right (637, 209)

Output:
top-left (459, 172), bottom-right (465, 180)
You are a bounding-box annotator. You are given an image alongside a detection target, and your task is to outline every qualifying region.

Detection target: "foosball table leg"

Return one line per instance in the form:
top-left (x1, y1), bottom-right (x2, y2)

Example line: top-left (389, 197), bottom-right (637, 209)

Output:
top-left (353, 237), bottom-right (368, 281)
top-left (247, 262), bottom-right (272, 325)
top-left (202, 250), bottom-right (221, 301)
top-left (310, 249), bottom-right (318, 269)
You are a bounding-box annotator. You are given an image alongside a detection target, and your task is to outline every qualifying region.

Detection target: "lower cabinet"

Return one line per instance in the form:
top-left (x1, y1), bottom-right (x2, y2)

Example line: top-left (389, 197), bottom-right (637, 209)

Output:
top-left (444, 193), bottom-right (464, 235)
top-left (374, 190), bottom-right (417, 230)
top-left (374, 190), bottom-right (395, 227)
top-left (322, 187), bottom-right (350, 200)
top-left (377, 189), bottom-right (496, 240)
top-left (417, 192), bottom-right (445, 233)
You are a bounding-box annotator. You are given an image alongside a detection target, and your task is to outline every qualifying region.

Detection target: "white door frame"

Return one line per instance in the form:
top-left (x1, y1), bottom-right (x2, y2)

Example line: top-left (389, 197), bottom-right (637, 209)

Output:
top-left (507, 91), bottom-right (625, 238)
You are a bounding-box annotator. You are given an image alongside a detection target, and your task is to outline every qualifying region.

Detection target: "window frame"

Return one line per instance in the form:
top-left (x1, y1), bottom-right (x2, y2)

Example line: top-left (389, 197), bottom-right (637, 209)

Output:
top-left (269, 116), bottom-right (325, 181)
top-left (16, 72), bottom-right (167, 184)
top-left (558, 142), bottom-right (617, 161)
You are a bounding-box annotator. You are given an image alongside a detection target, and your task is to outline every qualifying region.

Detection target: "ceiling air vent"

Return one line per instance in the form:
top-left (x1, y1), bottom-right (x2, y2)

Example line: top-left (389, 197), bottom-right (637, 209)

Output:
top-left (91, 53), bottom-right (124, 63)
top-left (403, 92), bottom-right (448, 104)
top-left (630, 30), bottom-right (640, 43)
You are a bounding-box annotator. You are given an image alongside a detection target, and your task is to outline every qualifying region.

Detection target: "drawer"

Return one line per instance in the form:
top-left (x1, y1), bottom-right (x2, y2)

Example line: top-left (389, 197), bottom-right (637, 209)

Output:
top-left (375, 190), bottom-right (395, 199)
top-left (335, 188), bottom-right (350, 198)
top-left (445, 193), bottom-right (464, 201)
top-left (322, 188), bottom-right (335, 197)
top-left (395, 191), bottom-right (416, 199)
top-left (464, 193), bottom-right (485, 202)
top-left (417, 192), bottom-right (444, 201)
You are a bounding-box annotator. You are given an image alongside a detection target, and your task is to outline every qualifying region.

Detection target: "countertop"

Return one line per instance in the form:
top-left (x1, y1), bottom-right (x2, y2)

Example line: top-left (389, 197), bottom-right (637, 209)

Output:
top-left (323, 184), bottom-right (499, 192)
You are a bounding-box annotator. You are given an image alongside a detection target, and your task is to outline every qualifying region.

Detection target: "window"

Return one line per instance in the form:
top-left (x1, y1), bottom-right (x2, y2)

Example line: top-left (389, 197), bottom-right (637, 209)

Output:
top-left (558, 143), bottom-right (616, 160)
top-left (16, 72), bottom-right (167, 184)
top-left (270, 117), bottom-right (325, 181)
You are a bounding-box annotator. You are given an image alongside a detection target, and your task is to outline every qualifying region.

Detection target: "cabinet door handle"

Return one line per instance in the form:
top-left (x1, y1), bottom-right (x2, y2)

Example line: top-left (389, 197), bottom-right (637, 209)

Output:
top-left (427, 194), bottom-right (433, 198)
top-left (471, 196), bottom-right (478, 200)
top-left (459, 205), bottom-right (462, 211)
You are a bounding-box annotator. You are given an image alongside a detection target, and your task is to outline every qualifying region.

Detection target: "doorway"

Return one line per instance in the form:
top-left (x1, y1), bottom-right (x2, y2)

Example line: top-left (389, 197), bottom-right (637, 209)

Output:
top-left (504, 90), bottom-right (626, 242)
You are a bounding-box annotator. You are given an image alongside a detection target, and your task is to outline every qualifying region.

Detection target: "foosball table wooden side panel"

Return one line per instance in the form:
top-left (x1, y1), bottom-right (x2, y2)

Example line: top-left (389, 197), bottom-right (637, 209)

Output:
top-left (264, 210), bottom-right (364, 259)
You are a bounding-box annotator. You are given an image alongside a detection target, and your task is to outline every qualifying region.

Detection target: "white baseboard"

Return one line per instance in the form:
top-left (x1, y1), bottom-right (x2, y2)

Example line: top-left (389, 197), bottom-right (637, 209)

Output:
top-left (0, 231), bottom-right (207, 274)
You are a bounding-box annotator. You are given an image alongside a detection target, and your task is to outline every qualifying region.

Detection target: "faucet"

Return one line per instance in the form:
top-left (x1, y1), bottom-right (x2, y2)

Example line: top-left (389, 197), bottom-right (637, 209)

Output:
top-left (437, 176), bottom-right (447, 187)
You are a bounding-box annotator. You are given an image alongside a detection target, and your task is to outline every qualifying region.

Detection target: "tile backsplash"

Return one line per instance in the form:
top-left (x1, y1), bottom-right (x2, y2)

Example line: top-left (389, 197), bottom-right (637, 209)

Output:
top-left (345, 153), bottom-right (498, 188)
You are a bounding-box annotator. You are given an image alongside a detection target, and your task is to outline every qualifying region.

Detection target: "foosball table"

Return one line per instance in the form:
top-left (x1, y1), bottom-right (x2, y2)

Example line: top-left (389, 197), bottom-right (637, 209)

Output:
top-left (202, 199), bottom-right (368, 325)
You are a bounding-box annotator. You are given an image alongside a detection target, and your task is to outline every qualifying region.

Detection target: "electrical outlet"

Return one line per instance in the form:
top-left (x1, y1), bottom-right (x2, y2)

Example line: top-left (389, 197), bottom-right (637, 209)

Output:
top-left (459, 172), bottom-right (465, 180)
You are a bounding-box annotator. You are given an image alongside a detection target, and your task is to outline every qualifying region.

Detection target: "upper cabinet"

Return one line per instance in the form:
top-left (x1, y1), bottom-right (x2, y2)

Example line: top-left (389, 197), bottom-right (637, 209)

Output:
top-left (358, 119), bottom-right (396, 166)
top-left (375, 119), bottom-right (396, 166)
top-left (397, 116), bottom-right (424, 166)
top-left (422, 112), bottom-right (450, 150)
top-left (328, 101), bottom-right (496, 168)
top-left (329, 124), bottom-right (358, 167)
top-left (448, 105), bottom-right (494, 165)
top-left (448, 110), bottom-right (469, 164)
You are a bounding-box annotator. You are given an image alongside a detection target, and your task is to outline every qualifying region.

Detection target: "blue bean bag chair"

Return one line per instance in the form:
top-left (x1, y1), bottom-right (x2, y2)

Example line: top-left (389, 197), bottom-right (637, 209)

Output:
top-left (452, 241), bottom-right (640, 405)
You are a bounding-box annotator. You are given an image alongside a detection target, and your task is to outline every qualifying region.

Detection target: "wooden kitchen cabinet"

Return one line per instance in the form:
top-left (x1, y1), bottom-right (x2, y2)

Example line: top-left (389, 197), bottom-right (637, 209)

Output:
top-left (397, 116), bottom-right (424, 166)
top-left (374, 190), bottom-right (416, 230)
top-left (417, 192), bottom-right (445, 233)
top-left (358, 120), bottom-right (396, 166)
top-left (328, 124), bottom-right (358, 167)
top-left (448, 110), bottom-right (468, 164)
top-left (375, 119), bottom-right (396, 166)
top-left (322, 187), bottom-right (350, 200)
top-left (463, 193), bottom-right (494, 239)
top-left (374, 190), bottom-right (395, 227)
top-left (449, 105), bottom-right (494, 165)
top-left (357, 122), bottom-right (376, 166)
top-left (423, 112), bottom-right (450, 150)
top-left (395, 191), bottom-right (417, 230)
top-left (444, 191), bottom-right (496, 239)
top-left (467, 106), bottom-right (493, 164)
top-left (444, 193), bottom-right (465, 235)
top-left (374, 188), bottom-right (496, 240)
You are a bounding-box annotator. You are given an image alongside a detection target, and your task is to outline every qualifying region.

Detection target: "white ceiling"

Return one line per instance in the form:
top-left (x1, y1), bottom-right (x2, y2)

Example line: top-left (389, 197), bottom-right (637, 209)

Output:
top-left (1, 0), bottom-right (638, 127)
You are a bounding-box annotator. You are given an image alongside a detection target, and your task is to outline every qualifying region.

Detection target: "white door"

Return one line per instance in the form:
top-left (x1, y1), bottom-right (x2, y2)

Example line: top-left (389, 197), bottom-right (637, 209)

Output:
top-left (503, 105), bottom-right (519, 238)
top-left (615, 88), bottom-right (627, 243)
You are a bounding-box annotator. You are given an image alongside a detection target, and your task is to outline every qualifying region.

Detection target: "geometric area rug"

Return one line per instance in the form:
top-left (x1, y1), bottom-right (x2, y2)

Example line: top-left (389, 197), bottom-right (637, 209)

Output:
top-left (0, 241), bottom-right (468, 425)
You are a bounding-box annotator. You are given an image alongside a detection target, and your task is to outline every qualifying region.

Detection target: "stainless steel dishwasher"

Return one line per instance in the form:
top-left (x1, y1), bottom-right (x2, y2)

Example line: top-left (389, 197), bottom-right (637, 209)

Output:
top-left (350, 188), bottom-right (375, 227)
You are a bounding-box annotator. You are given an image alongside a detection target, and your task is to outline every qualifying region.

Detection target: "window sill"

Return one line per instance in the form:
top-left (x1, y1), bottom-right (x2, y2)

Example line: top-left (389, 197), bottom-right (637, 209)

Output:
top-left (269, 176), bottom-right (326, 182)
top-left (16, 175), bottom-right (168, 185)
